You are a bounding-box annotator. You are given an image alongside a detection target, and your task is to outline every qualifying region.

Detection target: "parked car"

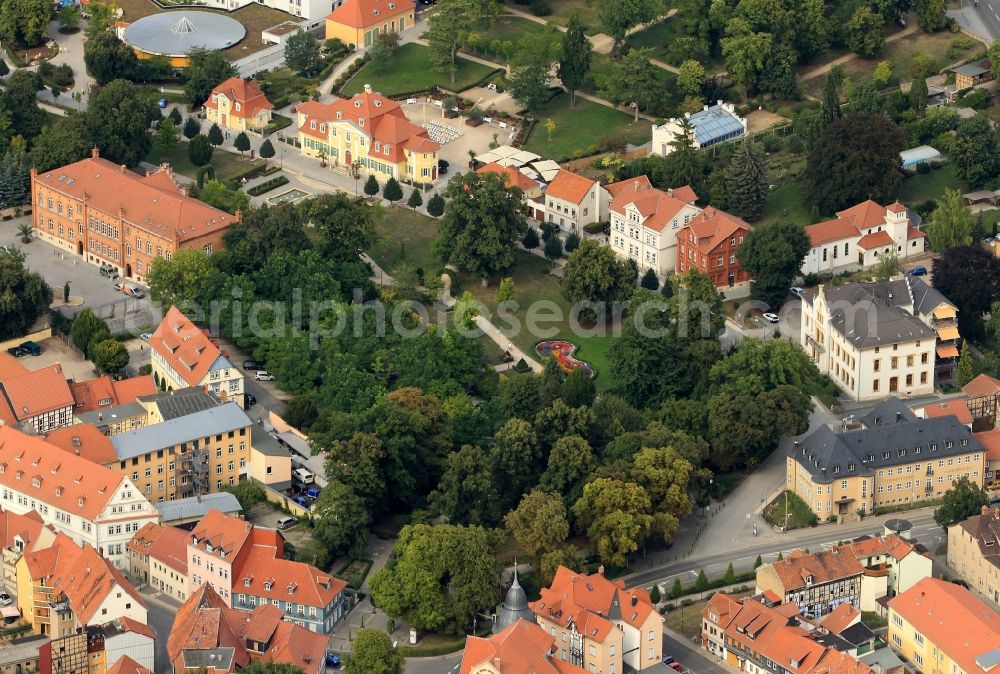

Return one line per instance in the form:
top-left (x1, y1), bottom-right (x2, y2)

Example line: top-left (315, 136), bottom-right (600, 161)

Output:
top-left (325, 654), bottom-right (341, 668)
top-left (293, 496), bottom-right (309, 507)
top-left (669, 663), bottom-right (683, 672)
top-left (254, 371), bottom-right (275, 381)
top-left (762, 312), bottom-right (780, 323)
top-left (306, 487), bottom-right (321, 500)
top-left (662, 656), bottom-right (675, 665)
top-left (6, 345), bottom-right (24, 357)
top-left (0, 592), bottom-right (12, 607)
top-left (139, 333), bottom-right (152, 341)
top-left (908, 266), bottom-right (928, 277)
top-left (114, 282), bottom-right (145, 298)
top-left (293, 467), bottom-right (315, 485)
top-left (99, 264), bottom-right (119, 279)
top-left (243, 359), bottom-right (265, 370)
top-left (790, 287), bottom-right (804, 298)
top-left (245, 393), bottom-right (257, 407)
top-left (276, 516), bottom-right (297, 530)
top-left (19, 341), bottom-right (41, 356)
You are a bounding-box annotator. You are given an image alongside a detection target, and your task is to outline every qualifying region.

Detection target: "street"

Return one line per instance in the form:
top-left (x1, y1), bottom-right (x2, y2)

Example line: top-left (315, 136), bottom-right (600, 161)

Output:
top-left (143, 591), bottom-right (177, 674)
top-left (955, 0), bottom-right (1000, 40)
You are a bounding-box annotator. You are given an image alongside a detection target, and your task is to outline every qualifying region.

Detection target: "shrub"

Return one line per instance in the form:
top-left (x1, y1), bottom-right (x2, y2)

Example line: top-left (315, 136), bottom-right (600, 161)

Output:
top-left (522, 228), bottom-right (540, 249)
top-left (246, 175), bottom-right (289, 196)
top-left (544, 234), bottom-right (563, 260)
top-left (529, 0), bottom-right (552, 15)
top-left (599, 133), bottom-right (627, 152)
top-left (564, 231), bottom-right (580, 252)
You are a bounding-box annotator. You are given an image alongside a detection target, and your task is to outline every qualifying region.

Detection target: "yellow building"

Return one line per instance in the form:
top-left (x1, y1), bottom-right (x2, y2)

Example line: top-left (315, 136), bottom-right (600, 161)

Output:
top-left (787, 397), bottom-right (985, 520)
top-left (887, 577), bottom-right (1000, 674)
top-left (948, 506), bottom-right (1000, 603)
top-left (249, 426), bottom-right (293, 487)
top-left (204, 77), bottom-right (274, 134)
top-left (296, 85), bottom-right (440, 182)
top-left (325, 0), bottom-right (415, 47)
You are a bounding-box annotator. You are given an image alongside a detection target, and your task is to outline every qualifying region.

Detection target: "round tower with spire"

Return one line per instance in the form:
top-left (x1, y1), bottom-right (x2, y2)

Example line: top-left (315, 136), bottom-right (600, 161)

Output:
top-left (493, 562), bottom-right (536, 633)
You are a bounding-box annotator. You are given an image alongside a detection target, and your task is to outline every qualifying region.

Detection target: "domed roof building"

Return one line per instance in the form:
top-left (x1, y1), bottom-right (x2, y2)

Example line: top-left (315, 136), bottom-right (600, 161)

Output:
top-left (493, 565), bottom-right (535, 633)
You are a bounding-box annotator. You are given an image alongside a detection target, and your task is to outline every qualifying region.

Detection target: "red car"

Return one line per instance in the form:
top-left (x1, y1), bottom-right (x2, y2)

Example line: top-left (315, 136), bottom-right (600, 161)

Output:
top-left (669, 663), bottom-right (683, 672)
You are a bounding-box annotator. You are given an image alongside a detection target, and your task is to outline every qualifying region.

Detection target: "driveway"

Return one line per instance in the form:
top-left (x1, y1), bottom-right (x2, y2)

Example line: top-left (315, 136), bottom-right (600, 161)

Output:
top-left (34, 20), bottom-right (95, 110)
top-left (14, 336), bottom-right (95, 381)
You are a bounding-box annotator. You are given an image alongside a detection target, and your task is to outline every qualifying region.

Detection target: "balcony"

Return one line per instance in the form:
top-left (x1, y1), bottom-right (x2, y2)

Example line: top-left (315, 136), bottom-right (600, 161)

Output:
top-left (50, 599), bottom-right (70, 612)
top-left (925, 483), bottom-right (934, 493)
top-left (863, 564), bottom-right (890, 578)
top-left (805, 335), bottom-right (825, 353)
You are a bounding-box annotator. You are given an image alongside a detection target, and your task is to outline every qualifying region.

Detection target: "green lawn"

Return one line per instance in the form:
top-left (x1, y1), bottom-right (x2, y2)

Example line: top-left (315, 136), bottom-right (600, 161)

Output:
top-left (475, 15), bottom-right (559, 46)
top-left (522, 93), bottom-right (652, 160)
top-left (456, 251), bottom-right (619, 392)
top-left (369, 207), bottom-right (441, 276)
top-left (763, 490), bottom-right (819, 528)
top-left (505, 0), bottom-right (601, 34)
top-left (761, 181), bottom-right (812, 225)
top-left (341, 43), bottom-right (500, 96)
top-left (580, 53), bottom-right (679, 117)
top-left (144, 144), bottom-right (265, 183)
top-left (630, 14), bottom-right (725, 72)
top-left (897, 163), bottom-right (963, 205)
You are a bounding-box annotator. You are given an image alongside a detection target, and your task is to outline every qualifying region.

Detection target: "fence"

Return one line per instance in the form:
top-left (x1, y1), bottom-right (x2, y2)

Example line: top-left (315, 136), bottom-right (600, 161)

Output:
top-left (0, 326), bottom-right (51, 353)
top-left (88, 297), bottom-right (163, 336)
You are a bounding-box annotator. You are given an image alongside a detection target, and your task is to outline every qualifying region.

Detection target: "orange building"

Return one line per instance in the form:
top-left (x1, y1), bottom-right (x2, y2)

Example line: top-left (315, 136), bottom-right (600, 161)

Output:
top-left (31, 150), bottom-right (239, 283)
top-left (325, 0), bottom-right (415, 47)
top-left (460, 620), bottom-right (588, 674)
top-left (676, 207), bottom-right (752, 288)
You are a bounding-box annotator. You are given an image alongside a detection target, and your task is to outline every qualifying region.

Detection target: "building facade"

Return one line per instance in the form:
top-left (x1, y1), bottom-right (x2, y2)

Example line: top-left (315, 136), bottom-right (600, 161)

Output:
top-left (947, 506), bottom-right (1000, 603)
top-left (127, 522), bottom-right (189, 602)
top-left (296, 86), bottom-right (439, 182)
top-left (460, 620), bottom-right (589, 674)
top-left (800, 283), bottom-right (938, 401)
top-left (607, 176), bottom-right (701, 276)
top-left (676, 207), bottom-right (752, 288)
top-left (786, 398), bottom-right (986, 519)
top-left (205, 78), bottom-right (274, 134)
top-left (543, 169), bottom-right (604, 234)
top-left (325, 0), bottom-right (415, 46)
top-left (31, 151), bottom-right (237, 283)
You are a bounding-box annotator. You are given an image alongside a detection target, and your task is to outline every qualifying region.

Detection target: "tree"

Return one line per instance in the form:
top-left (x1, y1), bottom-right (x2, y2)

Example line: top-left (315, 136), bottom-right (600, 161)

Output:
top-left (182, 116), bottom-right (201, 140)
top-left (368, 38), bottom-right (393, 74)
top-left (383, 177), bottom-right (403, 202)
top-left (952, 115), bottom-right (1000, 187)
top-left (523, 227), bottom-right (540, 249)
top-left (2, 71), bottom-right (45, 141)
top-left (910, 75), bottom-right (929, 116)
top-left (958, 342), bottom-right (975, 388)
top-left (407, 187), bottom-right (423, 210)
top-left (805, 114), bottom-right (905, 214)
top-left (753, 554), bottom-right (763, 569)
top-left (58, 3), bottom-right (80, 30)
top-left (234, 131), bottom-right (251, 155)
top-left (300, 193), bottom-right (376, 262)
top-left (562, 240), bottom-right (637, 317)
top-left (312, 481), bottom-right (371, 559)
top-left (558, 14), bottom-right (592, 107)
top-left (505, 490), bottom-right (569, 566)
top-left (0, 59), bottom-right (7, 78)
top-left (640, 268), bottom-right (659, 290)
top-left (207, 123), bottom-right (224, 147)
top-left (431, 444), bottom-right (497, 525)
top-left (725, 138), bottom-right (768, 221)
top-left (0, 0), bottom-right (51, 48)
top-left (90, 339), bottom-right (130, 374)
top-left (875, 250), bottom-right (899, 282)
top-left (433, 171), bottom-right (528, 278)
top-left (83, 31), bottom-right (137, 85)
top-left (561, 368), bottom-right (595, 408)
top-left (573, 478), bottom-right (653, 567)
top-left (539, 435), bottom-right (595, 504)
top-left (821, 70), bottom-right (842, 126)
top-left (345, 629), bottom-right (403, 674)
top-left (669, 578), bottom-right (683, 599)
top-left (426, 192), bottom-right (445, 217)
top-left (933, 246), bottom-right (1000, 336)
top-left (0, 247), bottom-right (52, 341)
top-left (544, 234), bottom-right (563, 260)
top-left (70, 309), bottom-right (106, 356)
top-left (155, 118), bottom-right (179, 151)
top-left (30, 114), bottom-right (90, 173)
top-left (427, 0), bottom-right (487, 84)
top-left (85, 79), bottom-right (160, 167)
top-left (259, 138), bottom-right (275, 165)
top-left (601, 47), bottom-right (660, 121)
top-left (595, 0), bottom-right (662, 58)
top-left (694, 569), bottom-right (709, 591)
top-left (677, 60), bottom-right (706, 99)
top-left (284, 30), bottom-right (323, 76)
top-left (509, 30), bottom-right (559, 114)
top-left (564, 231), bottom-right (580, 253)
top-left (723, 562), bottom-right (735, 584)
top-left (915, 0), bottom-right (949, 31)
top-left (927, 189), bottom-right (973, 252)
top-left (738, 222), bottom-right (811, 308)
top-left (934, 476), bottom-right (988, 530)
top-left (188, 135), bottom-right (214, 167)
top-left (722, 26), bottom-right (773, 98)
top-left (184, 49), bottom-right (237, 106)
top-left (147, 248), bottom-right (222, 310)
top-left (846, 6), bottom-right (885, 57)
top-left (991, 41), bottom-right (1000, 83)
top-left (364, 174), bottom-right (380, 197)
top-left (369, 523), bottom-right (501, 634)
top-left (708, 385), bottom-right (811, 471)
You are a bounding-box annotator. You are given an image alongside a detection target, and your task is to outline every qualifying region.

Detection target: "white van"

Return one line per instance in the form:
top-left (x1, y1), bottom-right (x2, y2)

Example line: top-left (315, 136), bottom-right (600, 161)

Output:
top-left (293, 467), bottom-right (314, 484)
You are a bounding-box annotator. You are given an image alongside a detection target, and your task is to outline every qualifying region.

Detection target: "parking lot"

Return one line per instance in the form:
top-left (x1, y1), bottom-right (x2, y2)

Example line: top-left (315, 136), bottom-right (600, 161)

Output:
top-left (245, 503), bottom-right (313, 549)
top-left (8, 336), bottom-right (96, 381)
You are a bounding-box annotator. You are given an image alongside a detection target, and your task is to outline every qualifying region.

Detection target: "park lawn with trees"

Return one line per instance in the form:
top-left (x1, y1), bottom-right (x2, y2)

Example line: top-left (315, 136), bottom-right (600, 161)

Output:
top-left (522, 93), bottom-right (653, 159)
top-left (368, 207), bottom-right (441, 277)
top-left (508, 0), bottom-right (602, 33)
top-left (469, 16), bottom-right (559, 55)
top-left (341, 43), bottom-right (499, 96)
top-left (144, 143), bottom-right (264, 183)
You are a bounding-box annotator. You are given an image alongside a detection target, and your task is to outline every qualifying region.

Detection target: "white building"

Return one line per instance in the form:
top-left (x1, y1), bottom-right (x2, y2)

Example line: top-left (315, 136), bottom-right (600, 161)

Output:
top-left (607, 176), bottom-right (702, 275)
top-left (800, 282), bottom-right (937, 401)
top-left (652, 102), bottom-right (747, 155)
top-left (802, 200), bottom-right (927, 277)
top-left (543, 169), bottom-right (606, 235)
top-left (198, 0), bottom-right (330, 21)
top-left (0, 426), bottom-right (159, 568)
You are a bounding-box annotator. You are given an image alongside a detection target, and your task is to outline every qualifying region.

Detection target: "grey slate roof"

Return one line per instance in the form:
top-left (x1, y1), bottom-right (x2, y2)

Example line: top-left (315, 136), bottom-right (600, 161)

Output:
top-left (810, 282), bottom-right (936, 349)
top-left (494, 568), bottom-right (535, 633)
top-left (110, 402), bottom-right (250, 460)
top-left (138, 387), bottom-right (220, 421)
top-left (77, 402), bottom-right (146, 427)
top-left (155, 492), bottom-right (242, 523)
top-left (907, 276), bottom-right (955, 317)
top-left (838, 622), bottom-right (877, 647)
top-left (791, 398), bottom-right (983, 484)
top-left (251, 425), bottom-right (289, 458)
top-left (859, 397), bottom-right (917, 428)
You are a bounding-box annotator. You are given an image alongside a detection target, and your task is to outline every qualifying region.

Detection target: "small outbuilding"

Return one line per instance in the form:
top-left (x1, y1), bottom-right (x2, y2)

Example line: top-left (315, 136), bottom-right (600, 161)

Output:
top-left (899, 145), bottom-right (941, 169)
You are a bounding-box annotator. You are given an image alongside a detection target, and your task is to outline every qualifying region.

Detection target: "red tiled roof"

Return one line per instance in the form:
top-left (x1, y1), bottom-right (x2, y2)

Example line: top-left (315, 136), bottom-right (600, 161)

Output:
top-left (204, 77), bottom-right (273, 119)
top-left (767, 548), bottom-right (865, 592)
top-left (0, 353), bottom-right (28, 379)
top-left (977, 428), bottom-right (1000, 462)
top-left (887, 201), bottom-right (907, 213)
top-left (190, 508), bottom-right (254, 559)
top-left (36, 154), bottom-right (237, 244)
top-left (477, 163), bottom-right (540, 192)
top-left (149, 307), bottom-right (226, 388)
top-left (326, 0), bottom-right (415, 29)
top-left (856, 231), bottom-right (894, 249)
top-left (128, 522), bottom-right (189, 575)
top-left (546, 169), bottom-right (596, 204)
top-left (819, 602), bottom-right (859, 634)
top-left (806, 218), bottom-right (867, 247)
top-left (681, 207), bottom-right (750, 251)
top-left (922, 400), bottom-right (973, 425)
top-left (1, 364), bottom-right (74, 420)
top-left (530, 567), bottom-right (660, 636)
top-left (461, 620), bottom-right (588, 674)
top-left (848, 534), bottom-right (919, 562)
top-left (964, 373), bottom-right (1000, 398)
top-left (262, 620), bottom-right (329, 674)
top-left (45, 424), bottom-right (118, 465)
top-left (805, 199), bottom-right (916, 247)
top-left (234, 546), bottom-right (345, 610)
top-left (50, 543), bottom-right (146, 624)
top-left (70, 374), bottom-right (156, 413)
top-left (907, 227), bottom-right (926, 239)
top-left (0, 426), bottom-right (124, 520)
top-left (606, 177), bottom-right (700, 233)
top-left (107, 656), bottom-right (152, 674)
top-left (0, 507), bottom-right (45, 551)
top-left (888, 578), bottom-right (1000, 674)
top-left (117, 616), bottom-right (156, 640)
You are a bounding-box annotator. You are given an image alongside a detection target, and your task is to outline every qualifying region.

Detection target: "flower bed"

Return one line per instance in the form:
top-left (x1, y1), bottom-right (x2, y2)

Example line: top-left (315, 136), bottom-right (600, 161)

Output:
top-left (535, 340), bottom-right (594, 378)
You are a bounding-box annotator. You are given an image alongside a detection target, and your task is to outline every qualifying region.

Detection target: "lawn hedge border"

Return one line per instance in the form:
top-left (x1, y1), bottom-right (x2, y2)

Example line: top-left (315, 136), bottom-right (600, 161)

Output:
top-left (247, 175), bottom-right (290, 196)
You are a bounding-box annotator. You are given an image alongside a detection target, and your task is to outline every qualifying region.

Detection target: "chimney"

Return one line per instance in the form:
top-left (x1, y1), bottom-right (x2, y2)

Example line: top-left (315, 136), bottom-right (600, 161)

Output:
top-left (667, 188), bottom-right (673, 197)
top-left (597, 565), bottom-right (605, 576)
top-left (180, 186), bottom-right (190, 197)
top-left (896, 411), bottom-right (901, 422)
top-left (98, 413), bottom-right (103, 421)
top-left (994, 508), bottom-right (999, 519)
top-left (984, 505), bottom-right (992, 516)
top-left (364, 83), bottom-right (372, 93)
top-left (633, 180), bottom-right (639, 191)
top-left (631, 596), bottom-right (637, 606)
top-left (91, 147), bottom-right (100, 159)
top-left (119, 164), bottom-right (126, 173)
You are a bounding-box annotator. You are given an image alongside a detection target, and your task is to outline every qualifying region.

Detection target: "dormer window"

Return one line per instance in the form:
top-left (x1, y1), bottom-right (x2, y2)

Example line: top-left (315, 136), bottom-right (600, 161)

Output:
top-left (310, 120), bottom-right (316, 129)
top-left (244, 578), bottom-right (252, 587)
top-left (235, 103), bottom-right (241, 112)
top-left (359, 118), bottom-right (365, 127)
top-left (374, 141), bottom-right (380, 151)
top-left (264, 581), bottom-right (273, 591)
top-left (32, 477), bottom-right (40, 487)
top-left (962, 438), bottom-right (969, 446)
top-left (374, 99), bottom-right (382, 107)
top-left (78, 497), bottom-right (85, 507)
top-left (211, 94), bottom-right (218, 103)
top-left (384, 146), bottom-right (390, 155)
top-left (336, 112), bottom-right (343, 119)
top-left (320, 124), bottom-right (326, 133)
top-left (354, 101), bottom-right (362, 108)
top-left (848, 463), bottom-right (855, 471)
top-left (946, 441), bottom-right (953, 449)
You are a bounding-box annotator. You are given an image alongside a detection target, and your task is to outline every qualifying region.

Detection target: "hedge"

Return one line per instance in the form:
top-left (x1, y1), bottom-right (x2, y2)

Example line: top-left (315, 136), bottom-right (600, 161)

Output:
top-left (247, 175), bottom-right (290, 196)
top-left (224, 163), bottom-right (269, 188)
